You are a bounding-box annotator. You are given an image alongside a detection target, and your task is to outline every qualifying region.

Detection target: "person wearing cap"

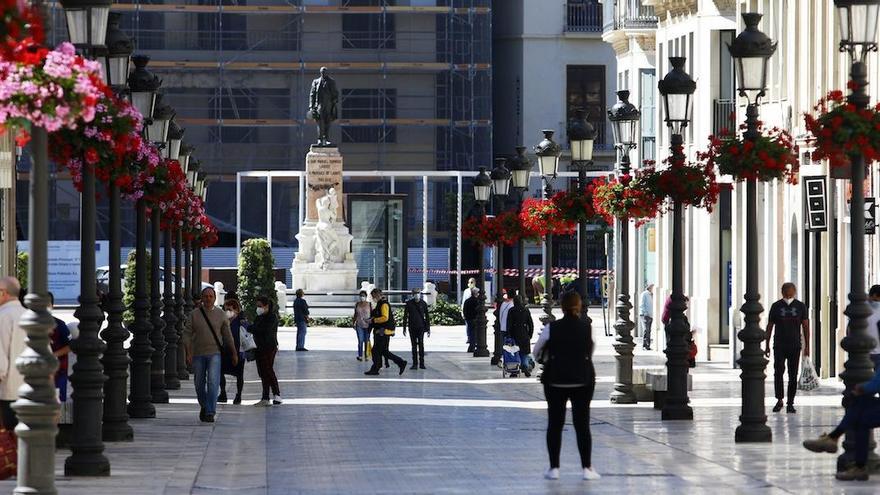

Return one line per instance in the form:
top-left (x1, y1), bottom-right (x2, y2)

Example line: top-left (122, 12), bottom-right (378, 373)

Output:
top-left (403, 288), bottom-right (431, 370)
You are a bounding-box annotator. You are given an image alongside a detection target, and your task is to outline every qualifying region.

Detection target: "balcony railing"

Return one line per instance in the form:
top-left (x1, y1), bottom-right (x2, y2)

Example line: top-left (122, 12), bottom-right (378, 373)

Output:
top-left (712, 99), bottom-right (736, 136)
top-left (614, 4), bottom-right (658, 30)
top-left (565, 2), bottom-right (603, 33)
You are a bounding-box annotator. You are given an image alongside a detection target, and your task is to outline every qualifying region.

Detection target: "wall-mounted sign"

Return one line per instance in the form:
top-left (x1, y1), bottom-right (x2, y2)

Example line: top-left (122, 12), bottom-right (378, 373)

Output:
top-left (804, 176), bottom-right (827, 232)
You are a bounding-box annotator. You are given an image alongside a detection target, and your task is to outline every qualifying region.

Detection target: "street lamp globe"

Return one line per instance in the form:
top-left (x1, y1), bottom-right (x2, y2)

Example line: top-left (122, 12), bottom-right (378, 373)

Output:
top-left (728, 13), bottom-right (776, 104)
top-left (836, 0), bottom-right (880, 61)
top-left (473, 167), bottom-right (492, 203)
top-left (567, 109), bottom-right (596, 162)
top-left (508, 146), bottom-right (531, 190)
top-left (534, 129), bottom-right (562, 179)
top-left (128, 55), bottom-right (160, 121)
top-left (608, 90), bottom-right (641, 151)
top-left (658, 57), bottom-right (696, 135)
top-left (164, 120), bottom-right (185, 161)
top-left (102, 13), bottom-right (133, 90)
top-left (147, 95), bottom-right (175, 144)
top-left (59, 0), bottom-right (112, 48)
top-left (490, 157), bottom-right (512, 198)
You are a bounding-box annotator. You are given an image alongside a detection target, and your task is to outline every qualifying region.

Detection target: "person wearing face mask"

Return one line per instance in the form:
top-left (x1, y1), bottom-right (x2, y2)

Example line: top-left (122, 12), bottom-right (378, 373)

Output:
top-left (403, 288), bottom-right (430, 370)
top-left (365, 288), bottom-right (407, 376)
top-left (219, 299), bottom-right (247, 405)
top-left (461, 278), bottom-right (477, 352)
top-left (765, 282), bottom-right (810, 414)
top-left (250, 296), bottom-right (281, 406)
top-left (494, 290), bottom-right (514, 366)
top-left (353, 290), bottom-right (373, 361)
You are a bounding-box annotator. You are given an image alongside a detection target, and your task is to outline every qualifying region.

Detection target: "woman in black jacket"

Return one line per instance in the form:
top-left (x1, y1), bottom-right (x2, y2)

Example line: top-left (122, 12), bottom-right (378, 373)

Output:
top-left (532, 291), bottom-right (599, 481)
top-left (250, 296), bottom-right (281, 406)
top-left (506, 294), bottom-right (534, 376)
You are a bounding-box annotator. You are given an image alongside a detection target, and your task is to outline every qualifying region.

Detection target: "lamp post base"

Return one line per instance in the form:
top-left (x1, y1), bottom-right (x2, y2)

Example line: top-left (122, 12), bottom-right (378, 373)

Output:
top-left (660, 404), bottom-right (693, 421)
top-left (735, 423), bottom-right (771, 443)
top-left (64, 454), bottom-right (110, 477)
top-left (127, 402), bottom-right (155, 419)
top-left (102, 422), bottom-right (134, 443)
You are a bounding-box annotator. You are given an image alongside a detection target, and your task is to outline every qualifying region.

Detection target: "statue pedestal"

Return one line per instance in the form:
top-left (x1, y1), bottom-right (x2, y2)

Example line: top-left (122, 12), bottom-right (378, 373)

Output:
top-left (291, 146), bottom-right (358, 299)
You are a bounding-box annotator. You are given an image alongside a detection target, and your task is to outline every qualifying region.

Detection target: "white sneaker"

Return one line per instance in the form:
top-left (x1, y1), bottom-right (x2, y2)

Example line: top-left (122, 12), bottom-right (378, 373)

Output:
top-left (272, 395), bottom-right (282, 405)
top-left (544, 468), bottom-right (560, 480)
top-left (254, 399), bottom-right (271, 407)
top-left (583, 467), bottom-right (601, 480)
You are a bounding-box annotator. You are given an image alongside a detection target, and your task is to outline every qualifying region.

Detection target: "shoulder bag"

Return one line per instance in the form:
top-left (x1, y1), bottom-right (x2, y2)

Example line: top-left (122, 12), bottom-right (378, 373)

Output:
top-left (201, 307), bottom-right (233, 372)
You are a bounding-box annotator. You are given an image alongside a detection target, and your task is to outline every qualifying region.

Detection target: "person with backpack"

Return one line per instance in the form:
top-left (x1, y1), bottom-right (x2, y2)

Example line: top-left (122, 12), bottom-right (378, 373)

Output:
top-left (403, 288), bottom-right (430, 370)
top-left (365, 288), bottom-right (407, 376)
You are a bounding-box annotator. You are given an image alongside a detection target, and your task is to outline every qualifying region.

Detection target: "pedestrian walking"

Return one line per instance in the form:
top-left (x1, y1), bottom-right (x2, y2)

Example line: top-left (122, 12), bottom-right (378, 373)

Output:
top-left (462, 287), bottom-right (483, 356)
top-left (461, 277), bottom-right (476, 352)
top-left (639, 284), bottom-right (654, 350)
top-left (868, 285), bottom-right (880, 372)
top-left (185, 287), bottom-right (238, 423)
top-left (250, 296), bottom-right (281, 406)
top-left (403, 288), bottom-right (430, 370)
top-left (507, 293), bottom-right (534, 377)
top-left (48, 292), bottom-right (71, 402)
top-left (219, 298), bottom-right (246, 405)
top-left (802, 366), bottom-right (880, 481)
top-left (532, 291), bottom-right (600, 481)
top-left (354, 290), bottom-right (372, 361)
top-left (764, 282), bottom-right (809, 414)
top-left (293, 289), bottom-right (309, 351)
top-left (364, 288), bottom-right (407, 376)
top-left (0, 277), bottom-right (25, 430)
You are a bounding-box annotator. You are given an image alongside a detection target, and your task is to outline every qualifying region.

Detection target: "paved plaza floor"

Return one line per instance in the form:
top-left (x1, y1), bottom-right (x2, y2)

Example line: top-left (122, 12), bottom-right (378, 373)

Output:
top-left (0, 308), bottom-right (876, 494)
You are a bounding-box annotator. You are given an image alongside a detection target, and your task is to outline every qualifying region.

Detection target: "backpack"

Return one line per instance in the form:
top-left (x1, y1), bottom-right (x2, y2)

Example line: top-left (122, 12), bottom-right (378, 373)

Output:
top-left (383, 301), bottom-right (396, 330)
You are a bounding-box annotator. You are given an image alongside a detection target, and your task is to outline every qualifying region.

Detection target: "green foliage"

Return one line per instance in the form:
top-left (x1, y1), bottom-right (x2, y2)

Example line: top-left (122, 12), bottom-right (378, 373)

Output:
top-left (559, 274), bottom-right (577, 286)
top-left (428, 295), bottom-right (465, 326)
top-left (279, 313), bottom-right (294, 327)
top-left (123, 250), bottom-right (151, 326)
top-left (15, 251), bottom-right (27, 290)
top-left (237, 238), bottom-right (277, 321)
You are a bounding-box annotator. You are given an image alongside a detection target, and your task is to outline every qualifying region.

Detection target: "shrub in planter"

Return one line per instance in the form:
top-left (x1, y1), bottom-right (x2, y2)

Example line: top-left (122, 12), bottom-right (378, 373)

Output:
top-left (123, 249), bottom-right (150, 327)
top-left (16, 251), bottom-right (27, 292)
top-left (237, 238), bottom-right (277, 321)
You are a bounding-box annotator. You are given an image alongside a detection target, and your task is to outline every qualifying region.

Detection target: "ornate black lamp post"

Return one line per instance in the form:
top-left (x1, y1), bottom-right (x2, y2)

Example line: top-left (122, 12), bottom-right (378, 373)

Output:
top-left (162, 122), bottom-right (183, 391)
top-left (834, 0), bottom-right (880, 470)
top-left (728, 12), bottom-right (775, 443)
top-left (534, 130), bottom-right (561, 324)
top-left (607, 90), bottom-right (640, 404)
top-left (658, 57), bottom-right (696, 421)
top-left (61, 0), bottom-right (112, 476)
top-left (98, 11), bottom-right (135, 443)
top-left (176, 144), bottom-right (193, 381)
top-left (507, 147), bottom-right (531, 301)
top-left (567, 108), bottom-right (596, 322)
top-left (489, 158), bottom-right (511, 365)
top-left (471, 167), bottom-right (492, 357)
top-left (126, 54), bottom-right (159, 419)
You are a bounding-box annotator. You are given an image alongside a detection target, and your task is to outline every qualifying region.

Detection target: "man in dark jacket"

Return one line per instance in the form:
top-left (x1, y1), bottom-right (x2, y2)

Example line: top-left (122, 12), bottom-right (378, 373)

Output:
top-left (462, 287), bottom-right (484, 356)
top-left (507, 294), bottom-right (534, 377)
top-left (293, 289), bottom-right (309, 351)
top-left (403, 288), bottom-right (431, 370)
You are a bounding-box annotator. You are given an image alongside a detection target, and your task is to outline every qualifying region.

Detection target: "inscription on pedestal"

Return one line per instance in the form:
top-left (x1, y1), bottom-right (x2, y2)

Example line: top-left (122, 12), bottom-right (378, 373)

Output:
top-left (306, 147), bottom-right (343, 221)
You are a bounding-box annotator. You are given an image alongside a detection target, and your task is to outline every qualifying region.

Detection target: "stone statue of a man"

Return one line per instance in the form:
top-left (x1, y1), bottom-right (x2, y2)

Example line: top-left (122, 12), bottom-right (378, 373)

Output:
top-left (309, 67), bottom-right (339, 146)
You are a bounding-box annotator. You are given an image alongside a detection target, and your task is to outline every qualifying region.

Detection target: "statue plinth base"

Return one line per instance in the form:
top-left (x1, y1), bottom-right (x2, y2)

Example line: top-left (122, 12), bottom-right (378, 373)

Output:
top-left (292, 221), bottom-right (358, 296)
top-left (305, 146), bottom-right (343, 221)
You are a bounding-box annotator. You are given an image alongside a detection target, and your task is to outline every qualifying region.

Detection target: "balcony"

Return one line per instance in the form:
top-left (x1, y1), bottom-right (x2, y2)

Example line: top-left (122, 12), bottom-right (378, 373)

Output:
top-left (712, 99), bottom-right (736, 136)
top-left (565, 2), bottom-right (603, 33)
top-left (614, 4), bottom-right (658, 30)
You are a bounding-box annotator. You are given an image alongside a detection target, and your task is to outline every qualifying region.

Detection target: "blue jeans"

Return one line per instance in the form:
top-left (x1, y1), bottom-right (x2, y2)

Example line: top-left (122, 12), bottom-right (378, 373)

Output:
top-left (465, 321), bottom-right (474, 345)
top-left (193, 353), bottom-right (221, 416)
top-left (296, 321), bottom-right (308, 349)
top-left (520, 353), bottom-right (532, 370)
top-left (355, 326), bottom-right (370, 357)
top-left (871, 354), bottom-right (880, 372)
top-left (833, 396), bottom-right (880, 467)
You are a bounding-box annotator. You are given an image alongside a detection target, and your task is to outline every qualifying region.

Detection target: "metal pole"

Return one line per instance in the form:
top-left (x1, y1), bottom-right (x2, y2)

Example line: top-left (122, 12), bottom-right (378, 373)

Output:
top-left (13, 126), bottom-right (60, 494)
top-left (162, 229), bottom-right (179, 390)
top-left (423, 176), bottom-right (428, 289)
top-left (182, 239), bottom-right (193, 376)
top-left (735, 103), bottom-right (771, 442)
top-left (491, 194), bottom-right (504, 366)
top-left (540, 179), bottom-right (556, 324)
top-left (100, 183), bottom-right (133, 441)
top-left (267, 175), bottom-right (273, 247)
top-left (176, 231), bottom-right (188, 381)
top-left (457, 174), bottom-right (463, 303)
top-left (236, 173), bottom-right (241, 262)
top-left (127, 199), bottom-right (154, 418)
top-left (473, 201), bottom-right (490, 357)
top-left (150, 208), bottom-right (168, 403)
top-left (611, 152), bottom-right (636, 404)
top-left (578, 165), bottom-right (591, 324)
top-left (662, 133), bottom-right (693, 420)
top-left (838, 59), bottom-right (878, 471)
top-left (66, 143), bottom-right (110, 476)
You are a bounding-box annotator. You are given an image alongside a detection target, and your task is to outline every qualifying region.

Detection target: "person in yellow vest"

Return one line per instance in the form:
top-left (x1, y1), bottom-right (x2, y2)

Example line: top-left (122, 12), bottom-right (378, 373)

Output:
top-left (364, 288), bottom-right (407, 376)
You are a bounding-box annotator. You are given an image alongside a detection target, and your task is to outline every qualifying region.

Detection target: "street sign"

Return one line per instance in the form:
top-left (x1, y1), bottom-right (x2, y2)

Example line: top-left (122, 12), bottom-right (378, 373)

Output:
top-left (866, 198), bottom-right (876, 234)
top-left (804, 176), bottom-right (827, 232)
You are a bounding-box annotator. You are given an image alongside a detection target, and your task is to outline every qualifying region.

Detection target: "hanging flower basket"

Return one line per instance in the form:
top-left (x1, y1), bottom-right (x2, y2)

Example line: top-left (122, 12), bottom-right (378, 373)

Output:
top-left (519, 197), bottom-right (576, 237)
top-left (462, 210), bottom-right (533, 246)
top-left (142, 158), bottom-right (187, 216)
top-left (1, 0), bottom-right (46, 63)
top-left (551, 189), bottom-right (603, 225)
top-left (642, 150), bottom-right (720, 212)
top-left (49, 91), bottom-right (144, 192)
top-left (0, 42), bottom-right (103, 142)
top-left (804, 88), bottom-right (880, 168)
top-left (591, 172), bottom-right (662, 226)
top-left (698, 124), bottom-right (799, 184)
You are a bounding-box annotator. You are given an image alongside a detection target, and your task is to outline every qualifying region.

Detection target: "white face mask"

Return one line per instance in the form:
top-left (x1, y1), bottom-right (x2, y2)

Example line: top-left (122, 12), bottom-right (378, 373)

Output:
top-left (783, 297), bottom-right (794, 304)
top-left (468, 282), bottom-right (476, 289)
top-left (256, 307), bottom-right (266, 316)
top-left (225, 310), bottom-right (235, 319)
top-left (360, 296), bottom-right (367, 301)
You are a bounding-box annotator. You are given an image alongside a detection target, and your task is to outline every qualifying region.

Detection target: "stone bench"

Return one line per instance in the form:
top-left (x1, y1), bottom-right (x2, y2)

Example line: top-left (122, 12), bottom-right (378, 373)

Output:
top-left (632, 366), bottom-right (665, 403)
top-left (646, 371), bottom-right (694, 410)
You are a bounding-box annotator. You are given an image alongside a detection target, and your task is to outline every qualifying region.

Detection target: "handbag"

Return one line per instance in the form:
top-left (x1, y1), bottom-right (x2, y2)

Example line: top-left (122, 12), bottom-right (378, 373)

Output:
top-left (240, 324), bottom-right (257, 353)
top-left (0, 410), bottom-right (15, 480)
top-left (201, 307), bottom-right (232, 372)
top-left (798, 356), bottom-right (821, 391)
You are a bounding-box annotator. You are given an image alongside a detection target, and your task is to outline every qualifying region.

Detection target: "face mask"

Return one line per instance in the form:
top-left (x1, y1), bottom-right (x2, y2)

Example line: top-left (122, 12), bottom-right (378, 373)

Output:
top-left (225, 310), bottom-right (235, 319)
top-left (414, 294), bottom-right (421, 301)
top-left (784, 297), bottom-right (794, 304)
top-left (256, 307), bottom-right (266, 316)
top-left (360, 296), bottom-right (367, 301)
top-left (468, 282), bottom-right (476, 289)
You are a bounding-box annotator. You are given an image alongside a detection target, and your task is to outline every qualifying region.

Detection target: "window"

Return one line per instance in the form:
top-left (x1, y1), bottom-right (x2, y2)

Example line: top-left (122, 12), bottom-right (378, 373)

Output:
top-left (341, 89), bottom-right (397, 143)
top-left (342, 0), bottom-right (396, 49)
top-left (566, 65), bottom-right (606, 149)
top-left (639, 69), bottom-right (656, 162)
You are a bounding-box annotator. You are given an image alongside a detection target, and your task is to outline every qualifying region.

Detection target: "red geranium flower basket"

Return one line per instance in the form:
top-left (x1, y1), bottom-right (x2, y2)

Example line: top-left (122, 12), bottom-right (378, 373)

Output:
top-left (804, 88), bottom-right (880, 168)
top-left (519, 197), bottom-right (576, 237)
top-left (698, 124), bottom-right (799, 184)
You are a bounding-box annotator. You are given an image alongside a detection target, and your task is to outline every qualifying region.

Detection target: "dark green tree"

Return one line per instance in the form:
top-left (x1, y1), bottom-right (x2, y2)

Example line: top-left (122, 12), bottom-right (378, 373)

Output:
top-left (16, 251), bottom-right (27, 291)
top-left (123, 249), bottom-right (150, 326)
top-left (237, 238), bottom-right (277, 321)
